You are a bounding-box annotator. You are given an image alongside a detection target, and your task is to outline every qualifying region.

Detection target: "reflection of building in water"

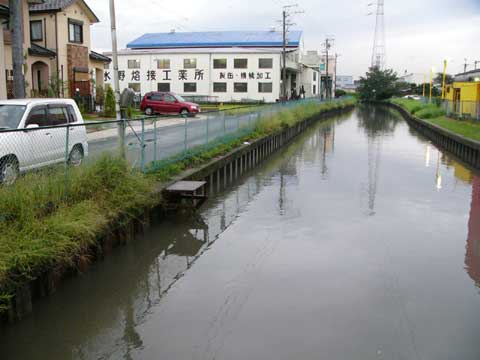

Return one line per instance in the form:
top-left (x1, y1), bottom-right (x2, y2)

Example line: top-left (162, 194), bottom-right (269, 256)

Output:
top-left (465, 176), bottom-right (480, 286)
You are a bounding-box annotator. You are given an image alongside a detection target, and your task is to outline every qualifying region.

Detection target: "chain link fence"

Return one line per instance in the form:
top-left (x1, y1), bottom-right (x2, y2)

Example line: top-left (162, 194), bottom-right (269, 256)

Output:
top-left (0, 98), bottom-right (340, 186)
top-left (441, 100), bottom-right (480, 121)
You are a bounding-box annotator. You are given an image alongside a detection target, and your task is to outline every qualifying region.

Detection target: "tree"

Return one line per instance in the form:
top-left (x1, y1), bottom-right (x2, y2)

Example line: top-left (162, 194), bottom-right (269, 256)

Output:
top-left (357, 67), bottom-right (399, 101)
top-left (104, 85), bottom-right (116, 118)
top-left (9, 0), bottom-right (25, 98)
top-left (434, 73), bottom-right (454, 86)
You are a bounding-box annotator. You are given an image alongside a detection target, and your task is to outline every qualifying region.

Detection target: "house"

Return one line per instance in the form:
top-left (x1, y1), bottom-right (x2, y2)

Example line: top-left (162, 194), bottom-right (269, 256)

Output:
top-left (1, 0), bottom-right (110, 99)
top-left (103, 30), bottom-right (320, 103)
top-left (444, 81), bottom-right (480, 118)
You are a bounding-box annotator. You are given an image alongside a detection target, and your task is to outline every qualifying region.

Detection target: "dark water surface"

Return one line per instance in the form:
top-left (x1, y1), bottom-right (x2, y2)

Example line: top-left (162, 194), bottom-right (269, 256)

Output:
top-left (2, 105), bottom-right (480, 360)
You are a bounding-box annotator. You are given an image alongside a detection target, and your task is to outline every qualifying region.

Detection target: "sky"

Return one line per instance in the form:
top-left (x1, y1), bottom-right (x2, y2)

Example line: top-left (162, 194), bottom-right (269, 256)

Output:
top-left (88, 0), bottom-right (480, 80)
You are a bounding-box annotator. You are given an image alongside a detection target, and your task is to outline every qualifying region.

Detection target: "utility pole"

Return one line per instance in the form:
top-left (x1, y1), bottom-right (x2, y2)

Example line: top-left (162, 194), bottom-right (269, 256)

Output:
top-left (475, 60), bottom-right (479, 70)
top-left (9, 0), bottom-right (25, 98)
top-left (109, 0), bottom-right (125, 155)
top-left (278, 4), bottom-right (303, 101)
top-left (334, 53), bottom-right (341, 98)
top-left (323, 37), bottom-right (334, 100)
top-left (282, 9), bottom-right (287, 101)
top-left (464, 58), bottom-right (469, 73)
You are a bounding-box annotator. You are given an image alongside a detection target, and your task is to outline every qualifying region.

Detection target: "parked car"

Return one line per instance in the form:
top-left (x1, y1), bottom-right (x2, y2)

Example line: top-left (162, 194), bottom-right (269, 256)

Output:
top-left (403, 95), bottom-right (422, 100)
top-left (0, 99), bottom-right (88, 184)
top-left (140, 92), bottom-right (201, 117)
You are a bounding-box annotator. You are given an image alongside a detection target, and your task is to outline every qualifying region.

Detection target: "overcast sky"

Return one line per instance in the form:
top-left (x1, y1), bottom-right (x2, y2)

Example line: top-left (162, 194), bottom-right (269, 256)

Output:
top-left (88, 0), bottom-right (480, 79)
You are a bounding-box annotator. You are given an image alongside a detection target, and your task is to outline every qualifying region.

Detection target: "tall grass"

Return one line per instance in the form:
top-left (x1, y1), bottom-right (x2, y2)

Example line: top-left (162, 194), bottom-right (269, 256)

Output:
top-left (0, 156), bottom-right (155, 298)
top-left (391, 98), bottom-right (445, 119)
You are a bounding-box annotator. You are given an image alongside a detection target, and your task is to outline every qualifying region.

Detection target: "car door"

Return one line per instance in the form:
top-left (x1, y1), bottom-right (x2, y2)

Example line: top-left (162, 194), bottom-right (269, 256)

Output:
top-left (163, 94), bottom-right (178, 114)
top-left (66, 104), bottom-right (87, 153)
top-left (23, 106), bottom-right (56, 168)
top-left (150, 93), bottom-right (165, 114)
top-left (47, 105), bottom-right (70, 162)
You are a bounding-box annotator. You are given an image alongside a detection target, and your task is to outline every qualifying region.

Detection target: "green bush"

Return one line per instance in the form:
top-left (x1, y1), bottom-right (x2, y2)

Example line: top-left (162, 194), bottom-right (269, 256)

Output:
top-left (104, 85), bottom-right (116, 118)
top-left (415, 105), bottom-right (445, 119)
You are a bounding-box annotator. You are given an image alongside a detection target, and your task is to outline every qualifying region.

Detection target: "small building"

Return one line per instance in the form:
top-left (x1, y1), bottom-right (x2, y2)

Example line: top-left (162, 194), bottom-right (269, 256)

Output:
top-left (445, 81), bottom-right (480, 118)
top-left (103, 30), bottom-right (321, 103)
top-left (1, 0), bottom-right (110, 99)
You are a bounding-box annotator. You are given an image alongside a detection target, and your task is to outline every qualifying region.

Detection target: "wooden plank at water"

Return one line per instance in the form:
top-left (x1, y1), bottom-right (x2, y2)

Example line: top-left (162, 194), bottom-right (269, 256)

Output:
top-left (166, 181), bottom-right (206, 193)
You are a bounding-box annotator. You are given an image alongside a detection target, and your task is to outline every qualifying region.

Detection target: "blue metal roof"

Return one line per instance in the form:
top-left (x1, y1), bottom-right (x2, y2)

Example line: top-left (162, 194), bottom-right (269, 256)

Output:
top-left (127, 31), bottom-right (303, 49)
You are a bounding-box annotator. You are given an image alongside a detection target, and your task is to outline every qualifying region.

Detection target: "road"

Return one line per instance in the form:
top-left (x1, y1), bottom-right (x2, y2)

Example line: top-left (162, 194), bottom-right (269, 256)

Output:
top-left (87, 110), bottom-right (264, 168)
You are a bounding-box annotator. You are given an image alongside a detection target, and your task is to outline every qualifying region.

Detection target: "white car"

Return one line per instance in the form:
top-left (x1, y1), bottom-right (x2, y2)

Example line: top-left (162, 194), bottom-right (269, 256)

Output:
top-left (0, 99), bottom-right (88, 184)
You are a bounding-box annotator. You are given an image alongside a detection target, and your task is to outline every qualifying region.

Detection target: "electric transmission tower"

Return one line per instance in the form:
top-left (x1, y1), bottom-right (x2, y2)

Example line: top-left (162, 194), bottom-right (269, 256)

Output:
top-left (370, 0), bottom-right (386, 70)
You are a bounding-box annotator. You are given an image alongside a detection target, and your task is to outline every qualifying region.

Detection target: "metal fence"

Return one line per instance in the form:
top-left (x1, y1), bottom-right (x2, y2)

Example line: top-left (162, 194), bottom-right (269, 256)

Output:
top-left (0, 97), bottom-right (339, 185)
top-left (441, 100), bottom-right (480, 121)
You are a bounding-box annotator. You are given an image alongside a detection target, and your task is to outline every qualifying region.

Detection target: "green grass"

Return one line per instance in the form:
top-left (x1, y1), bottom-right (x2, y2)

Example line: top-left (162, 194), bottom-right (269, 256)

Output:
top-left (0, 156), bottom-right (156, 311)
top-left (0, 99), bottom-right (355, 315)
top-left (428, 117), bottom-right (480, 142)
top-left (391, 97), bottom-right (480, 142)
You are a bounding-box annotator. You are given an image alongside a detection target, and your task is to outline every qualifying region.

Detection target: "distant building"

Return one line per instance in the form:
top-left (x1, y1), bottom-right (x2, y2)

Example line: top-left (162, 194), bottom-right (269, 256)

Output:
top-left (455, 69), bottom-right (480, 82)
top-left (104, 30), bottom-right (322, 103)
top-left (302, 50), bottom-right (336, 98)
top-left (336, 75), bottom-right (355, 91)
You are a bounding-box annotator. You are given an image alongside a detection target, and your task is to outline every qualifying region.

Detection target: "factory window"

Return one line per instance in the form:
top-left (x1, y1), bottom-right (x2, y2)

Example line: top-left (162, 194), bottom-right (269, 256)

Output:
top-left (213, 82), bottom-right (227, 93)
top-left (213, 59), bottom-right (227, 69)
top-left (184, 58), bottom-right (197, 69)
top-left (30, 20), bottom-right (43, 42)
top-left (128, 83), bottom-right (141, 93)
top-left (156, 59), bottom-right (170, 69)
top-left (234, 82), bottom-right (248, 93)
top-left (234, 59), bottom-right (248, 69)
top-left (128, 60), bottom-right (141, 69)
top-left (313, 72), bottom-right (317, 81)
top-left (259, 58), bottom-right (273, 69)
top-left (258, 82), bottom-right (273, 93)
top-left (157, 83), bottom-right (170, 92)
top-left (184, 82), bottom-right (197, 92)
top-left (313, 85), bottom-right (317, 95)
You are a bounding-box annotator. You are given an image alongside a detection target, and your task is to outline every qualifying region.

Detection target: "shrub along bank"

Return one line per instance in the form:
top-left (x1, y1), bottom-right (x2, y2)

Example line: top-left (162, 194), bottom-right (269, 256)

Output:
top-left (390, 98), bottom-right (480, 142)
top-left (0, 99), bottom-right (355, 316)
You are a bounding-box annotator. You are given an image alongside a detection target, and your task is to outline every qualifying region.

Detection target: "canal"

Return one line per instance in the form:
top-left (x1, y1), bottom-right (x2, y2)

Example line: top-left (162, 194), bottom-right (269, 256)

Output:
top-left (1, 105), bottom-right (480, 359)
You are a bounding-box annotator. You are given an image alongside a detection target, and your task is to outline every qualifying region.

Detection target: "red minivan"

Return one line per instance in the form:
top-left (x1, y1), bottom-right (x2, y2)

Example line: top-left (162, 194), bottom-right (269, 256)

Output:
top-left (140, 92), bottom-right (200, 117)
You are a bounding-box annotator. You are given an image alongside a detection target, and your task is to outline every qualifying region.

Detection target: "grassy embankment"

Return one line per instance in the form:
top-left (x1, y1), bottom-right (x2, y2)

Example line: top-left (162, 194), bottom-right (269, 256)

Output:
top-left (391, 98), bottom-right (480, 142)
top-left (0, 99), bottom-right (355, 314)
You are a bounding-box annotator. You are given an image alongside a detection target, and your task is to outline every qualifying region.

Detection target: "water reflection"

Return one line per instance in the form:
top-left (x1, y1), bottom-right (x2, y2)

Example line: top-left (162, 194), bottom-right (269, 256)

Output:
top-left (357, 106), bottom-right (400, 216)
top-left (465, 176), bottom-right (480, 287)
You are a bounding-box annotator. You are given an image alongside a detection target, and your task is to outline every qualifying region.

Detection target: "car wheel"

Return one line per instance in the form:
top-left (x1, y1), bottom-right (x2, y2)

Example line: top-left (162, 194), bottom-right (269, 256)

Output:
top-left (145, 107), bottom-right (153, 116)
top-left (180, 109), bottom-right (189, 116)
top-left (0, 157), bottom-right (19, 185)
top-left (69, 145), bottom-right (84, 167)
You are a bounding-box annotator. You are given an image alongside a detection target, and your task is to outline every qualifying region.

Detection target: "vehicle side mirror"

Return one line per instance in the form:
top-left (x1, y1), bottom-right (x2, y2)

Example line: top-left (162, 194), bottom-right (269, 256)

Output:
top-left (26, 124), bottom-right (39, 129)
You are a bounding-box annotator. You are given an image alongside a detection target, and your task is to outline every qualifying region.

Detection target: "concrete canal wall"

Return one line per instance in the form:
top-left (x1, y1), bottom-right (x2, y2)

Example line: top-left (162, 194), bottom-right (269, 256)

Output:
top-left (1, 104), bottom-right (354, 324)
top-left (389, 102), bottom-right (480, 170)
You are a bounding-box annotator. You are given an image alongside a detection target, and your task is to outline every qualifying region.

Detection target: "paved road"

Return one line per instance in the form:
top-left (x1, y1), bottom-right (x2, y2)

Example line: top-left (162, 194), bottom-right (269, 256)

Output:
top-left (87, 111), bottom-right (263, 168)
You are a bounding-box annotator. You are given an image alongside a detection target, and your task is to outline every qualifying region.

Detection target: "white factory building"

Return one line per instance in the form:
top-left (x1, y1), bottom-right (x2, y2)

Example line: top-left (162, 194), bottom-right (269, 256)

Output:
top-left (103, 30), bottom-right (324, 103)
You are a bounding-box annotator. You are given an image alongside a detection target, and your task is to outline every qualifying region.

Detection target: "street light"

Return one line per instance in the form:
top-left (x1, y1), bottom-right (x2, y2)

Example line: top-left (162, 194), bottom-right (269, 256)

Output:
top-left (441, 59), bottom-right (449, 100)
top-left (429, 66), bottom-right (436, 103)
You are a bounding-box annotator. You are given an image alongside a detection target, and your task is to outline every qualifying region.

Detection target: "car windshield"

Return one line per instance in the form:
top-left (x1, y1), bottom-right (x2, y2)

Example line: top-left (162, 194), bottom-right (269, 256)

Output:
top-left (174, 94), bottom-right (186, 102)
top-left (0, 105), bottom-right (26, 130)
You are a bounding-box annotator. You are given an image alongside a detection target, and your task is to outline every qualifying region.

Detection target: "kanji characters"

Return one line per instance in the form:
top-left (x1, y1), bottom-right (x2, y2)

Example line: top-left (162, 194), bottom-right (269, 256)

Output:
top-left (179, 70), bottom-right (188, 80)
top-left (147, 70), bottom-right (156, 81)
top-left (194, 69), bottom-right (204, 80)
top-left (131, 70), bottom-right (140, 81)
